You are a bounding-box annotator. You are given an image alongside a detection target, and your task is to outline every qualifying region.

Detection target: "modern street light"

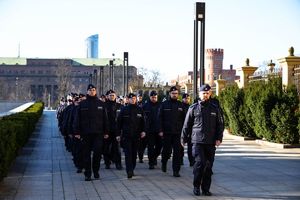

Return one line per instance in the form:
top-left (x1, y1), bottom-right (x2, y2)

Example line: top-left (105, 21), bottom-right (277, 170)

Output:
top-left (123, 52), bottom-right (129, 96)
top-left (193, 2), bottom-right (205, 100)
top-left (109, 60), bottom-right (114, 90)
top-left (100, 66), bottom-right (104, 95)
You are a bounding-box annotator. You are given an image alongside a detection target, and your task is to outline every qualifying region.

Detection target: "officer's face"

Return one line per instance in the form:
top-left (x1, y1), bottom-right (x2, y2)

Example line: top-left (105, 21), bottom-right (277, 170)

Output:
top-left (150, 95), bottom-right (158, 103)
top-left (183, 96), bottom-right (190, 104)
top-left (170, 91), bottom-right (179, 100)
top-left (199, 91), bottom-right (211, 101)
top-left (108, 93), bottom-right (116, 101)
top-left (138, 96), bottom-right (143, 102)
top-left (88, 88), bottom-right (97, 96)
top-left (129, 96), bottom-right (137, 104)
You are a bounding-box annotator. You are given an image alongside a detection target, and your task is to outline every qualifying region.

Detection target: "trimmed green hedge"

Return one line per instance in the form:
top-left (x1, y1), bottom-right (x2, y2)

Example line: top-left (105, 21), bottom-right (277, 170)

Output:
top-left (219, 77), bottom-right (299, 144)
top-left (0, 102), bottom-right (44, 181)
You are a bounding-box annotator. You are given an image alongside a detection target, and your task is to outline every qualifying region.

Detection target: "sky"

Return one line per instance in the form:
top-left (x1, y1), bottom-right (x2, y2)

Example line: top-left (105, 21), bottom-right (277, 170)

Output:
top-left (0, 0), bottom-right (300, 81)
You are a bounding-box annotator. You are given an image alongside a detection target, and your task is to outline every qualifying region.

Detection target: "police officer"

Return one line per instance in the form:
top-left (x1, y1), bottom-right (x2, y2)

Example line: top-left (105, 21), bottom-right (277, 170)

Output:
top-left (103, 89), bottom-right (123, 170)
top-left (181, 84), bottom-right (224, 196)
top-left (158, 86), bottom-right (185, 177)
top-left (73, 84), bottom-right (109, 181)
top-left (143, 90), bottom-right (161, 169)
top-left (116, 93), bottom-right (146, 178)
top-left (137, 93), bottom-right (147, 163)
top-left (181, 93), bottom-right (195, 167)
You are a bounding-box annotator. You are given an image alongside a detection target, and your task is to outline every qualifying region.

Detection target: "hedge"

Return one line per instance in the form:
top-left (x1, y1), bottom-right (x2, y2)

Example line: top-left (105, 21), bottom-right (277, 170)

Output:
top-left (0, 102), bottom-right (44, 181)
top-left (219, 77), bottom-right (299, 144)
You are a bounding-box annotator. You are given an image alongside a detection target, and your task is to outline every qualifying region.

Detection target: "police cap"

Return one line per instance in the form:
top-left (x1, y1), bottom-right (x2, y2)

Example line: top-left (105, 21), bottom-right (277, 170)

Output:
top-left (150, 90), bottom-right (158, 96)
top-left (199, 84), bottom-right (211, 92)
top-left (127, 93), bottom-right (136, 98)
top-left (106, 89), bottom-right (115, 95)
top-left (87, 84), bottom-right (96, 91)
top-left (169, 86), bottom-right (178, 92)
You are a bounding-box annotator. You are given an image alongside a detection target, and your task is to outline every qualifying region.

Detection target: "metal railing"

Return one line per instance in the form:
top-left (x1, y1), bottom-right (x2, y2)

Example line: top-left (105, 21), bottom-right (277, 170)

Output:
top-left (249, 67), bottom-right (282, 82)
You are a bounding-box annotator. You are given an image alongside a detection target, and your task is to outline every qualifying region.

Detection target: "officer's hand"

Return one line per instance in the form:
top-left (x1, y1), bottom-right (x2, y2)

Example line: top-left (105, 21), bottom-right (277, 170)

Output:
top-left (215, 140), bottom-right (221, 147)
top-left (181, 139), bottom-right (186, 147)
top-left (140, 132), bottom-right (146, 138)
top-left (159, 132), bottom-right (163, 137)
top-left (116, 136), bottom-right (121, 142)
top-left (104, 134), bottom-right (109, 139)
top-left (74, 135), bottom-right (80, 139)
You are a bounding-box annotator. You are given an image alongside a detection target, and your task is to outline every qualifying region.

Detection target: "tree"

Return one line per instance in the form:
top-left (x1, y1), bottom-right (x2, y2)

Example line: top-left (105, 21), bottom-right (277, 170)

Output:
top-left (55, 60), bottom-right (73, 100)
top-left (137, 67), bottom-right (164, 87)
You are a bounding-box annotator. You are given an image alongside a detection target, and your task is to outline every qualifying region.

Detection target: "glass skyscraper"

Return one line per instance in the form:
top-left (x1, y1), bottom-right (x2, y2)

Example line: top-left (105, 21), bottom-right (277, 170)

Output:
top-left (86, 34), bottom-right (99, 58)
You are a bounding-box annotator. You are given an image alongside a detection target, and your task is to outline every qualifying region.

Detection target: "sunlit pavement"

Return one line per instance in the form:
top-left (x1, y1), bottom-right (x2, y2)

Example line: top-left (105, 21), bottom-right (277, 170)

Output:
top-left (0, 111), bottom-right (299, 200)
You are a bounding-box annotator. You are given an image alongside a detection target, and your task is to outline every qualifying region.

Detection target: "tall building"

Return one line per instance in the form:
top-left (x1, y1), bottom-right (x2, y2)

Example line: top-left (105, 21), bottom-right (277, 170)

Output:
top-left (0, 57), bottom-right (143, 106)
top-left (86, 34), bottom-right (99, 58)
top-left (205, 48), bottom-right (223, 86)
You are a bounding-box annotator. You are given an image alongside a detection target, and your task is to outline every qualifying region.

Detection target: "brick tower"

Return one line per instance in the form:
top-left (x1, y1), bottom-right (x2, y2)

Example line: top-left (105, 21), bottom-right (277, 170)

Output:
top-left (205, 48), bottom-right (224, 86)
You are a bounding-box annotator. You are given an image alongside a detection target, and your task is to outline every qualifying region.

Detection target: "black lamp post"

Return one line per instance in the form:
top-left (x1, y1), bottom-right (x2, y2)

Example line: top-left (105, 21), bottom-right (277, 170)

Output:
top-left (193, 2), bottom-right (205, 100)
top-left (100, 66), bottom-right (104, 95)
top-left (123, 52), bottom-right (129, 96)
top-left (109, 60), bottom-right (114, 90)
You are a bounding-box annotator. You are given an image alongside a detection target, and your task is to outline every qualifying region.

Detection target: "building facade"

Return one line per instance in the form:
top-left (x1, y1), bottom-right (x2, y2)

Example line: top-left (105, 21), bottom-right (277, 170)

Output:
top-left (0, 57), bottom-right (143, 106)
top-left (170, 48), bottom-right (238, 93)
top-left (86, 34), bottom-right (99, 58)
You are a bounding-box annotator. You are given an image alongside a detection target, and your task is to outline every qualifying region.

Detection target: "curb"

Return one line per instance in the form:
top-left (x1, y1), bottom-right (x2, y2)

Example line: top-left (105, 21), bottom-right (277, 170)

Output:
top-left (255, 139), bottom-right (300, 149)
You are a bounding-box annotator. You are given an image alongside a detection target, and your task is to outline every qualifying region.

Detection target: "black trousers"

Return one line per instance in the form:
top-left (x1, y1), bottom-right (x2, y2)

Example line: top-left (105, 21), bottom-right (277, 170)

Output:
top-left (161, 134), bottom-right (181, 172)
top-left (147, 132), bottom-right (162, 166)
top-left (103, 135), bottom-right (122, 166)
top-left (73, 137), bottom-right (84, 170)
top-left (123, 137), bottom-right (139, 174)
top-left (82, 134), bottom-right (103, 177)
top-left (192, 143), bottom-right (216, 191)
top-left (138, 136), bottom-right (147, 161)
top-left (187, 139), bottom-right (195, 165)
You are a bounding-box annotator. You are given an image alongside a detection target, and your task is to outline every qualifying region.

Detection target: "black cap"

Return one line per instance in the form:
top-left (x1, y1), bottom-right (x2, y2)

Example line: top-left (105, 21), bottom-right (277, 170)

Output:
top-left (150, 90), bottom-right (158, 96)
top-left (182, 93), bottom-right (189, 99)
top-left (200, 84), bottom-right (211, 92)
top-left (127, 93), bottom-right (136, 98)
top-left (79, 93), bottom-right (85, 98)
top-left (106, 89), bottom-right (115, 95)
top-left (87, 84), bottom-right (96, 91)
top-left (169, 86), bottom-right (178, 92)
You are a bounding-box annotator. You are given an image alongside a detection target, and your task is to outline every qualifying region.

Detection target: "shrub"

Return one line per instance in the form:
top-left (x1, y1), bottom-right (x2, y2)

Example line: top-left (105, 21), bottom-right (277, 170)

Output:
top-left (0, 102), bottom-right (44, 181)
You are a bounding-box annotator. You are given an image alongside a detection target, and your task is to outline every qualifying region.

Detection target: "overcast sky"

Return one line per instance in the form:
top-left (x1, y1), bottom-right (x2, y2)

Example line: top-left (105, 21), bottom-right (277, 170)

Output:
top-left (0, 0), bottom-right (299, 81)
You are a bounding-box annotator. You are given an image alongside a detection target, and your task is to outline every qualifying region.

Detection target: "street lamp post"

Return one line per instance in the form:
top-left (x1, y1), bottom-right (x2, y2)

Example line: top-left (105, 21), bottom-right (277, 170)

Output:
top-left (193, 2), bottom-right (205, 100)
top-left (109, 60), bottom-right (114, 90)
top-left (100, 66), bottom-right (104, 95)
top-left (123, 52), bottom-right (129, 96)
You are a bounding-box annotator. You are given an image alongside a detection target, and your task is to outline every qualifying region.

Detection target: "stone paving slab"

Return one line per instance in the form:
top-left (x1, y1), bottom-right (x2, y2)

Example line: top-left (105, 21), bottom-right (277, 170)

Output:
top-left (1, 111), bottom-right (300, 200)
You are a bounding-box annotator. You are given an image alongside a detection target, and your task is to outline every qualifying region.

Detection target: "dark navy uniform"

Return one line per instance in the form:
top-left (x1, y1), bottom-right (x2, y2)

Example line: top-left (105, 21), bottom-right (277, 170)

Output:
top-left (158, 97), bottom-right (185, 176)
top-left (143, 98), bottom-right (161, 168)
top-left (73, 92), bottom-right (109, 180)
top-left (117, 98), bottom-right (145, 178)
top-left (181, 84), bottom-right (224, 196)
top-left (104, 98), bottom-right (123, 169)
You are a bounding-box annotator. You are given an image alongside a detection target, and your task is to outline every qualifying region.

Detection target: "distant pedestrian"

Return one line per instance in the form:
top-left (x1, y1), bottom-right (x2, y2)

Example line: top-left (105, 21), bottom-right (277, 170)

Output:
top-left (181, 84), bottom-right (224, 196)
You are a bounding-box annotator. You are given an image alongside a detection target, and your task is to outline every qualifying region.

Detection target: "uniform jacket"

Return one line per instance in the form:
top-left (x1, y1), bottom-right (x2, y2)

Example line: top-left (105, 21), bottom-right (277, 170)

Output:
top-left (181, 100), bottom-right (224, 144)
top-left (158, 98), bottom-right (186, 135)
top-left (105, 100), bottom-right (122, 135)
top-left (143, 101), bottom-right (160, 134)
top-left (73, 95), bottom-right (109, 136)
top-left (117, 104), bottom-right (145, 139)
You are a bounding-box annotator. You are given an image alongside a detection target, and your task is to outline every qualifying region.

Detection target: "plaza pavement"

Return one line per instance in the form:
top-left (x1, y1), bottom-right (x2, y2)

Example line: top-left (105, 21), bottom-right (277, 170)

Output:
top-left (0, 111), bottom-right (300, 200)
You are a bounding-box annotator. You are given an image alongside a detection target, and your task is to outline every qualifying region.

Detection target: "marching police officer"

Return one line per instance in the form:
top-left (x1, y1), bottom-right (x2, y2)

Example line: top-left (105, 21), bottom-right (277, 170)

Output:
top-left (181, 93), bottom-right (194, 167)
top-left (181, 84), bottom-right (224, 196)
top-left (116, 93), bottom-right (146, 178)
top-left (143, 90), bottom-right (161, 169)
top-left (73, 84), bottom-right (109, 181)
top-left (158, 86), bottom-right (185, 177)
top-left (103, 89), bottom-right (123, 170)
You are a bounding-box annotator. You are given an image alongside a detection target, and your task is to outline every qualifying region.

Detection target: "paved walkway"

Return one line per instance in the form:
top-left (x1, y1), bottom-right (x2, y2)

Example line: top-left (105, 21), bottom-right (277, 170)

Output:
top-left (0, 111), bottom-right (300, 200)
